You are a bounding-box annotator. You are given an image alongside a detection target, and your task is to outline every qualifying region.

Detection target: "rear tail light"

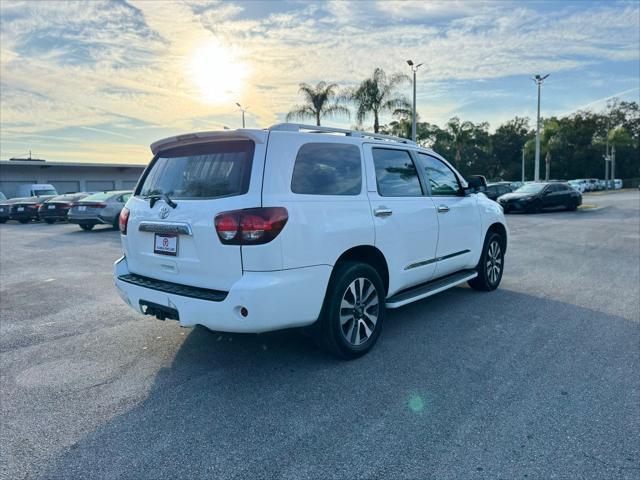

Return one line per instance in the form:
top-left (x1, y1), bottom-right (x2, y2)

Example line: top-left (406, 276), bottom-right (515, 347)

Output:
top-left (214, 207), bottom-right (288, 245)
top-left (95, 202), bottom-right (107, 208)
top-left (119, 207), bottom-right (130, 234)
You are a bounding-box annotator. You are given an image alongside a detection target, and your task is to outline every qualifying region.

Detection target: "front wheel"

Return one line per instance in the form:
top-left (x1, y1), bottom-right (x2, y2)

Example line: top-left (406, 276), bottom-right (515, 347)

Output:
top-left (315, 261), bottom-right (386, 359)
top-left (468, 232), bottom-right (505, 292)
top-left (79, 223), bottom-right (94, 231)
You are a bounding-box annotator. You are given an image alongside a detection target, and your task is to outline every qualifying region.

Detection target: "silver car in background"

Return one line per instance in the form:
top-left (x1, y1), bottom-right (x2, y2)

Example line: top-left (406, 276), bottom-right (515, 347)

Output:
top-left (68, 191), bottom-right (132, 231)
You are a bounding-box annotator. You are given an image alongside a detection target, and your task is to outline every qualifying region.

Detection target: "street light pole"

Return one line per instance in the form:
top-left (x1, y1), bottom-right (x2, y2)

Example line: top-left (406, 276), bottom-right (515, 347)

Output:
top-left (522, 145), bottom-right (525, 182)
top-left (407, 60), bottom-right (423, 142)
top-left (532, 74), bottom-right (549, 182)
top-left (235, 102), bottom-right (247, 128)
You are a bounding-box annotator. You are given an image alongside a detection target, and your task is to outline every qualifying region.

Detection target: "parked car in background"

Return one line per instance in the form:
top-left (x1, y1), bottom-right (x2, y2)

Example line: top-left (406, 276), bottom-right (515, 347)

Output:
top-left (9, 196), bottom-right (56, 223)
top-left (484, 182), bottom-right (513, 201)
top-left (585, 178), bottom-right (599, 191)
top-left (0, 197), bottom-right (23, 223)
top-left (498, 182), bottom-right (581, 213)
top-left (38, 193), bottom-right (90, 224)
top-left (568, 180), bottom-right (586, 193)
top-left (509, 181), bottom-right (523, 190)
top-left (17, 183), bottom-right (57, 197)
top-left (68, 191), bottom-right (132, 230)
top-left (0, 192), bottom-right (6, 201)
top-left (614, 179), bottom-right (623, 190)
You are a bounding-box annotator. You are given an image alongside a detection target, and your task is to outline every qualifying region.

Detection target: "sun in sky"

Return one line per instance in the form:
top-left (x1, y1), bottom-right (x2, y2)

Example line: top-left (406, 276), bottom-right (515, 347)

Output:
top-left (189, 39), bottom-right (248, 105)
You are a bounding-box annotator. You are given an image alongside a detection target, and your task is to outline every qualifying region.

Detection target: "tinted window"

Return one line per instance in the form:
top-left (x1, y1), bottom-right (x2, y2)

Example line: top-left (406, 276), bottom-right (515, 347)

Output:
top-left (139, 140), bottom-right (254, 199)
top-left (372, 149), bottom-right (422, 197)
top-left (291, 143), bottom-right (361, 195)
top-left (418, 154), bottom-right (460, 196)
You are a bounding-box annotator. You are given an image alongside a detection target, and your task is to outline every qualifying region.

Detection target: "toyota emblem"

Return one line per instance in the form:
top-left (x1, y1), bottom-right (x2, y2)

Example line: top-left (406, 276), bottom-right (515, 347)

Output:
top-left (159, 206), bottom-right (170, 219)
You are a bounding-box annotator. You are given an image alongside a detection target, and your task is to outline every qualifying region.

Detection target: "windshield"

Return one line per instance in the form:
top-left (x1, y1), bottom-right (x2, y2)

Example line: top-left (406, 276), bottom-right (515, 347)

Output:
top-left (515, 183), bottom-right (546, 193)
top-left (138, 140), bottom-right (255, 199)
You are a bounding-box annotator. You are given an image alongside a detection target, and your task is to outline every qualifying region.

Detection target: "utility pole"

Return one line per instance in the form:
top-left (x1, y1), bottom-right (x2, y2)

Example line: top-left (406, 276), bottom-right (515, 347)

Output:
top-left (604, 118), bottom-right (610, 190)
top-left (522, 145), bottom-right (525, 182)
top-left (235, 102), bottom-right (247, 128)
top-left (407, 60), bottom-right (423, 142)
top-left (532, 74), bottom-right (549, 182)
top-left (611, 145), bottom-right (616, 186)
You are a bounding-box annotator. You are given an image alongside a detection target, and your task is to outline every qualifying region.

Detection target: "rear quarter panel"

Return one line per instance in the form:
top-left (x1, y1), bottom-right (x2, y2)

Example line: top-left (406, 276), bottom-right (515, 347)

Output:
top-left (256, 131), bottom-right (374, 271)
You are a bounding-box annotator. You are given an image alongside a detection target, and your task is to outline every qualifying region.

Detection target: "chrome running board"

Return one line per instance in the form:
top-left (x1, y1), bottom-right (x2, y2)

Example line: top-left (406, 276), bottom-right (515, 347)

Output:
top-left (385, 269), bottom-right (478, 309)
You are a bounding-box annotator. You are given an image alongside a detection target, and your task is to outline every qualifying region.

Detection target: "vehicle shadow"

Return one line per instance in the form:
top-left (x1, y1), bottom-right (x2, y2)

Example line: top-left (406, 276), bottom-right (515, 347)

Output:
top-left (43, 287), bottom-right (639, 479)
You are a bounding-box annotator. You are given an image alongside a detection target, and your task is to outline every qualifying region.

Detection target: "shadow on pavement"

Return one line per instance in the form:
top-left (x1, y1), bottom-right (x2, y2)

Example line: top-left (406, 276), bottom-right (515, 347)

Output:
top-left (44, 287), bottom-right (640, 479)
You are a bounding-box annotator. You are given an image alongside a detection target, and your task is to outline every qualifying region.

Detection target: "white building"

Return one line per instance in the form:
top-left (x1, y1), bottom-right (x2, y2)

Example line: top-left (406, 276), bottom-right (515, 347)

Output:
top-left (0, 159), bottom-right (146, 198)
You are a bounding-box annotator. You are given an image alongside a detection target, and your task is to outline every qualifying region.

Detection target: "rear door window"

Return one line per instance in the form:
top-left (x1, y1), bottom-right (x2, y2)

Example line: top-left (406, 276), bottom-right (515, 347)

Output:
top-left (291, 143), bottom-right (362, 195)
top-left (372, 148), bottom-right (422, 197)
top-left (138, 140), bottom-right (255, 199)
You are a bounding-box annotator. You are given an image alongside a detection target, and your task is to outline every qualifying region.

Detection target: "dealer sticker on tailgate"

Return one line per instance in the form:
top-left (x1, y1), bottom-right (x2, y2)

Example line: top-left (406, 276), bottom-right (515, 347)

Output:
top-left (154, 233), bottom-right (178, 256)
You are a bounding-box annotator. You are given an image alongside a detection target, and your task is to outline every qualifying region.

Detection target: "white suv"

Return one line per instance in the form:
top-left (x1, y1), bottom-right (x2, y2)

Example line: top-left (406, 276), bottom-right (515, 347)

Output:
top-left (114, 124), bottom-right (507, 358)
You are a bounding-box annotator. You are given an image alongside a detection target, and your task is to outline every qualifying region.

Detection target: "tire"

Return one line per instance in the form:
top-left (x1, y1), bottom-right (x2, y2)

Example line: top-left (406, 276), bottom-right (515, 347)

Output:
top-left (80, 224), bottom-right (94, 231)
top-left (45, 219), bottom-right (55, 224)
top-left (567, 201), bottom-right (577, 211)
top-left (468, 232), bottom-right (505, 292)
top-left (315, 261), bottom-right (386, 359)
top-left (19, 219), bottom-right (29, 224)
top-left (112, 217), bottom-right (119, 230)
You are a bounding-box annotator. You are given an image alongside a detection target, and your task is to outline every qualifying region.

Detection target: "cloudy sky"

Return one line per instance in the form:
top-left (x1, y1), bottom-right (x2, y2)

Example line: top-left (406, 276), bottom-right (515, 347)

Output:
top-left (1, 0), bottom-right (638, 164)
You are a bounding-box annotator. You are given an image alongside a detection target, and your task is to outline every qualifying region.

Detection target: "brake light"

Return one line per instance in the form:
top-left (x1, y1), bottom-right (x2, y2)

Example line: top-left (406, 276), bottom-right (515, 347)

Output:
top-left (119, 207), bottom-right (130, 234)
top-left (95, 202), bottom-right (107, 208)
top-left (214, 207), bottom-right (288, 245)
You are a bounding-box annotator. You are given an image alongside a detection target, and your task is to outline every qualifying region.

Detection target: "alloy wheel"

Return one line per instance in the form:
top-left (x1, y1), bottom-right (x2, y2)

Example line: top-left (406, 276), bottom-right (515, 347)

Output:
top-left (486, 240), bottom-right (502, 285)
top-left (339, 277), bottom-right (379, 346)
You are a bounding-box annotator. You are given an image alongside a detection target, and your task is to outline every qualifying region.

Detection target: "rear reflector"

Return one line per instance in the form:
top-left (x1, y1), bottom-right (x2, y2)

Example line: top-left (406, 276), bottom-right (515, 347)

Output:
top-left (214, 207), bottom-right (288, 245)
top-left (119, 207), bottom-right (130, 234)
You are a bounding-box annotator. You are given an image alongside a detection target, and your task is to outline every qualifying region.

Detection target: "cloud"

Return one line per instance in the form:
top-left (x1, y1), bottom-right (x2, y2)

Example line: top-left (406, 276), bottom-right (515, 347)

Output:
top-left (0, 0), bottom-right (638, 163)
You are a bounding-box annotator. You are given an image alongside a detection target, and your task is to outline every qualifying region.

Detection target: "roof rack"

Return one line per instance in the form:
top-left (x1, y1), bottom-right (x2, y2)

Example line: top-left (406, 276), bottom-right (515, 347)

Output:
top-left (268, 123), bottom-right (417, 145)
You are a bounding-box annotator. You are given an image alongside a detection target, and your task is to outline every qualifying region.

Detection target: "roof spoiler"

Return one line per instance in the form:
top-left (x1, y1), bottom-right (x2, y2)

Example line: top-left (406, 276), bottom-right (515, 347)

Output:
top-left (150, 129), bottom-right (267, 155)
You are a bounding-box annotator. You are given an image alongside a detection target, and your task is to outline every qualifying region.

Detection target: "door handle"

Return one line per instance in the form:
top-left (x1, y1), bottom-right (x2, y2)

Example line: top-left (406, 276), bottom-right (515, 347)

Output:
top-left (437, 205), bottom-right (450, 213)
top-left (374, 207), bottom-right (393, 217)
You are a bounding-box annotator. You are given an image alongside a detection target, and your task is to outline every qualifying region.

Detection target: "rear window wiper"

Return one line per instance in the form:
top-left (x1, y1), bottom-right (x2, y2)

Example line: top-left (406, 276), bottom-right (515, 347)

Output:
top-left (144, 193), bottom-right (177, 209)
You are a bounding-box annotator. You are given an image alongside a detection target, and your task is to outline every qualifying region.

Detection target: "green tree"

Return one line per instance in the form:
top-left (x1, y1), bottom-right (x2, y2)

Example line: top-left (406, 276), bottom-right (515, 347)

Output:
top-left (286, 81), bottom-right (349, 126)
top-left (445, 117), bottom-right (476, 169)
top-left (350, 68), bottom-right (409, 133)
top-left (541, 118), bottom-right (562, 181)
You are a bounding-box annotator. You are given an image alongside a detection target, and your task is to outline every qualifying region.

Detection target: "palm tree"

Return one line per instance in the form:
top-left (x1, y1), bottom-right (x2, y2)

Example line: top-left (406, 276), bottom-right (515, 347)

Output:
top-left (286, 81), bottom-right (350, 126)
top-left (446, 117), bottom-right (475, 169)
top-left (351, 68), bottom-right (410, 133)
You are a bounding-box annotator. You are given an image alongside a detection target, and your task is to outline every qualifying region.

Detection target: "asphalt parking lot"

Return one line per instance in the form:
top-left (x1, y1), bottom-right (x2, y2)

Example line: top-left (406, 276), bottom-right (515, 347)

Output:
top-left (1, 190), bottom-right (638, 480)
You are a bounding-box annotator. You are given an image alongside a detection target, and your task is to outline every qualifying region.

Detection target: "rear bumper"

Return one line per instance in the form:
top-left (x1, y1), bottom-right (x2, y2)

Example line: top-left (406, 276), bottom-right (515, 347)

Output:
top-left (113, 256), bottom-right (332, 333)
top-left (39, 210), bottom-right (69, 220)
top-left (10, 211), bottom-right (38, 220)
top-left (68, 213), bottom-right (111, 225)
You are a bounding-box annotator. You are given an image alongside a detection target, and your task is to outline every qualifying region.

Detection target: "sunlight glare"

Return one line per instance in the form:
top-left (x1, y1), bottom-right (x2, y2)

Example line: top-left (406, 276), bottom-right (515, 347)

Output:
top-left (189, 39), bottom-right (247, 105)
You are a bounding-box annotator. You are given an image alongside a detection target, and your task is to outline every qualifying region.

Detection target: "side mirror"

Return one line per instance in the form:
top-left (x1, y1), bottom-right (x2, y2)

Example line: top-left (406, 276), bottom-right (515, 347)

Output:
top-left (466, 175), bottom-right (487, 194)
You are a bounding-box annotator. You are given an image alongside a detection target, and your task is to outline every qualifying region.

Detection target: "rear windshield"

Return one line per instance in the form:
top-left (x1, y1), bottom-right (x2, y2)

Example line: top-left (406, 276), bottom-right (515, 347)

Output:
top-left (34, 189), bottom-right (57, 196)
top-left (50, 194), bottom-right (84, 202)
top-left (138, 140), bottom-right (255, 199)
top-left (81, 192), bottom-right (112, 202)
